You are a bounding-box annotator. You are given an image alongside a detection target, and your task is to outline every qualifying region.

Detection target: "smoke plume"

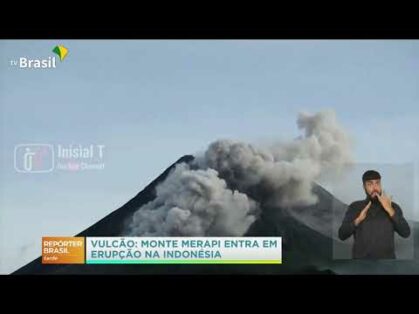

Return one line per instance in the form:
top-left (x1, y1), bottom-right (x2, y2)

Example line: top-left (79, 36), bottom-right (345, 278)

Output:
top-left (127, 110), bottom-right (353, 236)
top-left (195, 110), bottom-right (352, 207)
top-left (128, 163), bottom-right (258, 236)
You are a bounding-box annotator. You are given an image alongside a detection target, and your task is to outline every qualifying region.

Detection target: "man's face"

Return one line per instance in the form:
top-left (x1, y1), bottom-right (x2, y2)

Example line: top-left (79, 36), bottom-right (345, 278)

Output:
top-left (364, 179), bottom-right (382, 200)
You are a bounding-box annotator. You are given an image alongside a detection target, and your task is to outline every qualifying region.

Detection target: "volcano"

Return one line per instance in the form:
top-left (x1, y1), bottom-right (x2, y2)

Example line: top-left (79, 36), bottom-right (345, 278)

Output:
top-left (13, 155), bottom-right (419, 275)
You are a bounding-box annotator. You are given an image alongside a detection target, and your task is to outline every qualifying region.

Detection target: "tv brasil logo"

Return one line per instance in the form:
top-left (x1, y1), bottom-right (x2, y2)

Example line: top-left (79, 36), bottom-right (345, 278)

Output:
top-left (10, 45), bottom-right (68, 69)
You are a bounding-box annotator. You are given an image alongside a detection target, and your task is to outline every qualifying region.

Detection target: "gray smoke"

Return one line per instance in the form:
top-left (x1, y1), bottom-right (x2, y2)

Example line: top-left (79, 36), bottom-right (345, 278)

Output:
top-left (127, 110), bottom-right (353, 236)
top-left (195, 110), bottom-right (353, 207)
top-left (128, 163), bottom-right (258, 236)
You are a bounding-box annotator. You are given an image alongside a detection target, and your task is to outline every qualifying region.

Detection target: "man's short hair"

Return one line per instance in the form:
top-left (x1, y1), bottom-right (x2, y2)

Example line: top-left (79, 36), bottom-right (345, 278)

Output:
top-left (362, 170), bottom-right (381, 183)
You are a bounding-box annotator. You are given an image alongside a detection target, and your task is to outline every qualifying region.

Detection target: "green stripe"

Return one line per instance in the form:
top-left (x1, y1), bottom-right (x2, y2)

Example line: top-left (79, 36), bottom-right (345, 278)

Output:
top-left (52, 46), bottom-right (61, 57)
top-left (86, 259), bottom-right (281, 264)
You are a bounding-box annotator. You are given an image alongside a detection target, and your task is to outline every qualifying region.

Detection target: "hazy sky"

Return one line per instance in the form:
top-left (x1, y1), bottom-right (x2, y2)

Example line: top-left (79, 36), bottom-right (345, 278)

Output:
top-left (1, 40), bottom-right (418, 273)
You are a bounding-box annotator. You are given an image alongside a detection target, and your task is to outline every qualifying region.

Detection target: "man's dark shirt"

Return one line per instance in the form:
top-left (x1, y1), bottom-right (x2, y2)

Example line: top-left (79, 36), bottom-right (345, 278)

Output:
top-left (338, 198), bottom-right (410, 259)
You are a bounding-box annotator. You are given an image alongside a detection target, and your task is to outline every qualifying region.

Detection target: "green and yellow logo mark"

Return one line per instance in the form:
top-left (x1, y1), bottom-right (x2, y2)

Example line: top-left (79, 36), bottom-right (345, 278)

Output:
top-left (52, 45), bottom-right (69, 61)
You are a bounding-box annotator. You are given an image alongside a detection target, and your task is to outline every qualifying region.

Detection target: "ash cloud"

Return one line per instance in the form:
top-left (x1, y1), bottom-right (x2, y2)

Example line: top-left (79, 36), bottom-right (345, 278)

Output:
top-left (127, 110), bottom-right (353, 236)
top-left (195, 110), bottom-right (353, 207)
top-left (128, 163), bottom-right (258, 236)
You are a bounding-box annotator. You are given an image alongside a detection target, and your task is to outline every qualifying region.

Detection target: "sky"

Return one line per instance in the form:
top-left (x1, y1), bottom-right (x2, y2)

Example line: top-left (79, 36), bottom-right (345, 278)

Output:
top-left (0, 40), bottom-right (418, 273)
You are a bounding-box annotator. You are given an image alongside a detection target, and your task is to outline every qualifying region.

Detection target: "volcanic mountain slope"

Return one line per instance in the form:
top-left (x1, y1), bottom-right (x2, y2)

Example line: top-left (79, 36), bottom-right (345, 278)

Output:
top-left (13, 155), bottom-right (194, 274)
top-left (13, 155), bottom-right (419, 275)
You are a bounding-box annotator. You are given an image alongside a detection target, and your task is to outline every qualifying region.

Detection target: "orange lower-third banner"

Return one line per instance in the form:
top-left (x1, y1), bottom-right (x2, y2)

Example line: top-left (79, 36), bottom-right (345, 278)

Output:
top-left (41, 236), bottom-right (282, 265)
top-left (42, 237), bottom-right (85, 264)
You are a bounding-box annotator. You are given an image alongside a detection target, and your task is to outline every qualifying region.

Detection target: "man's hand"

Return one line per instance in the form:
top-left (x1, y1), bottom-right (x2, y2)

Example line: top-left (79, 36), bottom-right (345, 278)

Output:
top-left (377, 192), bottom-right (395, 217)
top-left (354, 201), bottom-right (371, 226)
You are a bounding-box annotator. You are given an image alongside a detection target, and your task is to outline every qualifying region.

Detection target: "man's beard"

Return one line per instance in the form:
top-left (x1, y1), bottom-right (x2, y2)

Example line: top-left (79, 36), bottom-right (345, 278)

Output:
top-left (366, 191), bottom-right (381, 204)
